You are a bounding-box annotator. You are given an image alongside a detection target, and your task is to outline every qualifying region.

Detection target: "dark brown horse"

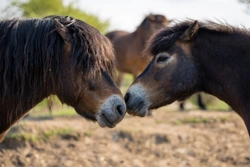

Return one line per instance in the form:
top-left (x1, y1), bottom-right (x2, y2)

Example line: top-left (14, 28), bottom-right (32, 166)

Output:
top-left (106, 14), bottom-right (205, 111)
top-left (125, 20), bottom-right (250, 136)
top-left (105, 14), bottom-right (171, 85)
top-left (0, 16), bottom-right (126, 142)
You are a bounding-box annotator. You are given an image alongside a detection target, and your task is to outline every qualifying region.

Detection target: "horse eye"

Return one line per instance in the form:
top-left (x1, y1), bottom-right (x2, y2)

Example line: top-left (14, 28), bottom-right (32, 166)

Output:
top-left (157, 55), bottom-right (169, 64)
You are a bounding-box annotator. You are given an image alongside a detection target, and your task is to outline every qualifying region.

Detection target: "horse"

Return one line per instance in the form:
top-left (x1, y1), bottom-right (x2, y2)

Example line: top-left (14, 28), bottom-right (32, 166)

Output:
top-left (105, 14), bottom-right (206, 111)
top-left (0, 15), bottom-right (126, 142)
top-left (105, 14), bottom-right (171, 85)
top-left (125, 20), bottom-right (250, 136)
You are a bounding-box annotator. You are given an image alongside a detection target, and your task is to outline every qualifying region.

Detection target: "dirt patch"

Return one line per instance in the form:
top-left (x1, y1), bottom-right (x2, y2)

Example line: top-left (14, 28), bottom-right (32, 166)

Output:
top-left (0, 109), bottom-right (249, 167)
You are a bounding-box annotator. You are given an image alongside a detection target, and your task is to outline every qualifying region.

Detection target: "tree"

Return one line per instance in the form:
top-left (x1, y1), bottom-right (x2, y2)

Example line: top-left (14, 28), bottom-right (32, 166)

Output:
top-left (1, 0), bottom-right (109, 33)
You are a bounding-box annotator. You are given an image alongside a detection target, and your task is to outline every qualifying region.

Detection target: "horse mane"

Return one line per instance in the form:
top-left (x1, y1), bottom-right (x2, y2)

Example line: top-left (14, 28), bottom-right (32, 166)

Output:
top-left (0, 18), bottom-right (58, 101)
top-left (78, 20), bottom-right (115, 78)
top-left (144, 19), bottom-right (250, 56)
top-left (45, 16), bottom-right (115, 79)
top-left (0, 15), bottom-right (115, 115)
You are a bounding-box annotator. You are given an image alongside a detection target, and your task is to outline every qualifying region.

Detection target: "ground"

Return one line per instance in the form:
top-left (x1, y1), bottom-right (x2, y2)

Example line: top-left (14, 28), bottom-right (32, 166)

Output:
top-left (0, 103), bottom-right (249, 167)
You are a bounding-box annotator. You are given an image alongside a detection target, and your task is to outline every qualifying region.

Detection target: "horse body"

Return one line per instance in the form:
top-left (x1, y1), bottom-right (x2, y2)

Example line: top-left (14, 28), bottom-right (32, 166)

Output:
top-left (0, 16), bottom-right (126, 142)
top-left (106, 14), bottom-right (170, 85)
top-left (107, 30), bottom-right (150, 76)
top-left (125, 20), bottom-right (250, 135)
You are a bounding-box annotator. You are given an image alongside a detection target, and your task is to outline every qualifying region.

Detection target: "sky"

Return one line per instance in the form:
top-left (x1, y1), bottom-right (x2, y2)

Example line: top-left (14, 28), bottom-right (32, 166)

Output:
top-left (77, 0), bottom-right (250, 31)
top-left (1, 0), bottom-right (250, 32)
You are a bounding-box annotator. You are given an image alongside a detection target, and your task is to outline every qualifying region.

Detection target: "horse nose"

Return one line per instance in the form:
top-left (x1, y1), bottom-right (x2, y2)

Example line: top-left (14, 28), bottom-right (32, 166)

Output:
top-left (124, 92), bottom-right (130, 103)
top-left (124, 84), bottom-right (149, 117)
top-left (97, 95), bottom-right (126, 128)
top-left (116, 105), bottom-right (125, 116)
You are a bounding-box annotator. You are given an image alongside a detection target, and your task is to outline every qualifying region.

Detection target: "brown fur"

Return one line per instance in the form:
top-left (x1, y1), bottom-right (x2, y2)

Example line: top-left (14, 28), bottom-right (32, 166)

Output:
top-left (105, 14), bottom-right (171, 85)
top-left (0, 16), bottom-right (124, 142)
top-left (126, 20), bottom-right (250, 136)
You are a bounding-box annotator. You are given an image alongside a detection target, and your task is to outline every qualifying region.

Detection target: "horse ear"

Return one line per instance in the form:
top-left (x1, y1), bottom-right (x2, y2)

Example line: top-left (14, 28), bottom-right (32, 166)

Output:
top-left (141, 14), bottom-right (154, 28)
top-left (147, 14), bottom-right (156, 21)
top-left (54, 19), bottom-right (71, 43)
top-left (179, 20), bottom-right (199, 43)
top-left (142, 18), bottom-right (150, 28)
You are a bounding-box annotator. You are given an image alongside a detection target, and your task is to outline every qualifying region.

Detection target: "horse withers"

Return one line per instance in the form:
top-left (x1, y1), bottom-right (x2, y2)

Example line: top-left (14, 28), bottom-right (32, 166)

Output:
top-left (125, 20), bottom-right (250, 136)
top-left (0, 16), bottom-right (126, 142)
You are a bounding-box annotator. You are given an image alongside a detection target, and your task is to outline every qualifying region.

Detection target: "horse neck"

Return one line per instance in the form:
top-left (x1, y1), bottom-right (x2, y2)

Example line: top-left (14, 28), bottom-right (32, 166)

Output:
top-left (132, 28), bottom-right (150, 48)
top-left (193, 31), bottom-right (250, 117)
top-left (192, 31), bottom-right (250, 136)
top-left (0, 85), bottom-right (50, 137)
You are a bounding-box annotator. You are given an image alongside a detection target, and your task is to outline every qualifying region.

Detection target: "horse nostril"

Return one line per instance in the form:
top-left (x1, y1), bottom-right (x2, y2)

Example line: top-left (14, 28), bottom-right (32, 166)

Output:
top-left (124, 92), bottom-right (130, 103)
top-left (116, 105), bottom-right (124, 116)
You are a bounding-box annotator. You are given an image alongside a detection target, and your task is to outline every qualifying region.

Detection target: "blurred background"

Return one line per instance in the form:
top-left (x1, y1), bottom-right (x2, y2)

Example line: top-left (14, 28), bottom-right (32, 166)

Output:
top-left (0, 1), bottom-right (250, 167)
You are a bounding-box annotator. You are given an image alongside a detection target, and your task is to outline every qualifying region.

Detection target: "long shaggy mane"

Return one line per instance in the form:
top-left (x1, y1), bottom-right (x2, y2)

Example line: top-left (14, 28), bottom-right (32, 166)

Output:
top-left (0, 15), bottom-right (115, 117)
top-left (144, 19), bottom-right (250, 56)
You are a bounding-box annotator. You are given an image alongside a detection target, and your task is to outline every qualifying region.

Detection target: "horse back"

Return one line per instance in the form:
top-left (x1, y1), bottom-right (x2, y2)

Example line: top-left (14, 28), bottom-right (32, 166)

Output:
top-left (105, 30), bottom-right (129, 42)
top-left (106, 30), bottom-right (150, 75)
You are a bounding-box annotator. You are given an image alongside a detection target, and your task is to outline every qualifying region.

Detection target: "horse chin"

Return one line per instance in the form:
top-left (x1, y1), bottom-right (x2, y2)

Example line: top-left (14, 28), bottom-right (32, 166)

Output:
top-left (76, 111), bottom-right (97, 122)
top-left (96, 113), bottom-right (116, 128)
top-left (127, 101), bottom-right (149, 117)
top-left (76, 108), bottom-right (117, 128)
top-left (128, 110), bottom-right (148, 117)
top-left (148, 96), bottom-right (175, 110)
top-left (74, 105), bottom-right (97, 122)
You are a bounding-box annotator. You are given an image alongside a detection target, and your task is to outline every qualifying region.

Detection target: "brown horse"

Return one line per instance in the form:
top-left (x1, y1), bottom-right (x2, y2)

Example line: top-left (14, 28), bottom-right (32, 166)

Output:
top-left (125, 20), bottom-right (250, 136)
top-left (106, 14), bottom-right (205, 111)
top-left (105, 14), bottom-right (171, 85)
top-left (0, 16), bottom-right (126, 142)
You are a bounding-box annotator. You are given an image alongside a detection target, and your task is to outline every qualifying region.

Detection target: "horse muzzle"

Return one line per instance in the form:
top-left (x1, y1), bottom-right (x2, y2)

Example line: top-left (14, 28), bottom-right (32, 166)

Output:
top-left (124, 84), bottom-right (149, 117)
top-left (97, 95), bottom-right (126, 128)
